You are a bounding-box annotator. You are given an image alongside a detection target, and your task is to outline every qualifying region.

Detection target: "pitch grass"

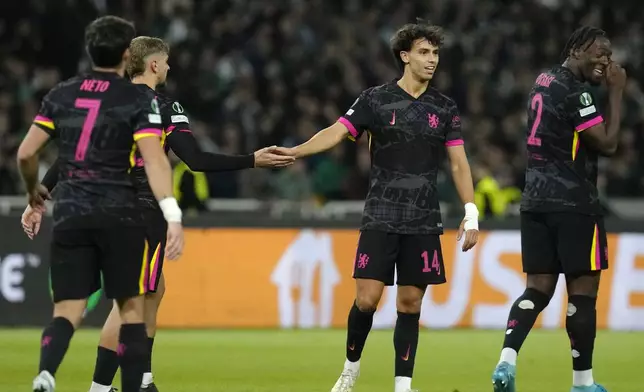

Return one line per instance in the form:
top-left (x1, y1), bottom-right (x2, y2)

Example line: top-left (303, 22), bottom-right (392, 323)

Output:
top-left (0, 329), bottom-right (640, 392)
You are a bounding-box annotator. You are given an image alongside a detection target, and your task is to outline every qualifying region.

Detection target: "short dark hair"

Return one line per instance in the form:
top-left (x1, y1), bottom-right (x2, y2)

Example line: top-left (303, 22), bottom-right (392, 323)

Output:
top-left (127, 36), bottom-right (170, 78)
top-left (390, 19), bottom-right (444, 71)
top-left (85, 16), bottom-right (136, 68)
top-left (560, 26), bottom-right (606, 62)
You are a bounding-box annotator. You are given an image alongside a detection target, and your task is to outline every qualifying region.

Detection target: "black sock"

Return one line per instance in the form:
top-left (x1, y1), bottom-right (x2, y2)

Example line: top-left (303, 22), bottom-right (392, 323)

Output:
top-left (566, 295), bottom-right (597, 371)
top-left (93, 346), bottom-right (119, 386)
top-left (394, 312), bottom-right (420, 378)
top-left (502, 288), bottom-right (550, 352)
top-left (346, 301), bottom-right (375, 362)
top-left (118, 323), bottom-right (148, 392)
top-left (145, 337), bottom-right (155, 373)
top-left (39, 317), bottom-right (75, 376)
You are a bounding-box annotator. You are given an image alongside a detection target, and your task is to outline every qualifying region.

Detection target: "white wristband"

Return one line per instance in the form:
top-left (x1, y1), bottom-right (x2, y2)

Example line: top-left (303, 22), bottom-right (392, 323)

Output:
top-left (158, 197), bottom-right (182, 223)
top-left (463, 202), bottom-right (479, 231)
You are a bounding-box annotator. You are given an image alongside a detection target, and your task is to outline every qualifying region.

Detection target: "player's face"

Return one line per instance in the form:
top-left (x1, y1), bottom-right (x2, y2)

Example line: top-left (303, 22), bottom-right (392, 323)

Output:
top-left (581, 37), bottom-right (611, 85)
top-left (403, 38), bottom-right (439, 81)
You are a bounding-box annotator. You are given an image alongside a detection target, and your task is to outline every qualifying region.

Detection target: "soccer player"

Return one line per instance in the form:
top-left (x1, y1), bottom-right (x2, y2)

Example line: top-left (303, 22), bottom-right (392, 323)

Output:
top-left (491, 26), bottom-right (625, 392)
top-left (275, 22), bottom-right (479, 392)
top-left (17, 16), bottom-right (185, 392)
top-left (23, 36), bottom-right (295, 392)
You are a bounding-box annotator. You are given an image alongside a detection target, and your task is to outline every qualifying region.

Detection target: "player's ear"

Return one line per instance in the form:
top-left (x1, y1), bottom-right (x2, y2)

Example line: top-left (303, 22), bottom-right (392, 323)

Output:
top-left (400, 51), bottom-right (410, 65)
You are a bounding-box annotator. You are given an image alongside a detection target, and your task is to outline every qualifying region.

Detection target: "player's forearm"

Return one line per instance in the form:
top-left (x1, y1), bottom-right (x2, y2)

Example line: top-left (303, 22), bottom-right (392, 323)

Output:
top-left (182, 151), bottom-right (254, 172)
top-left (41, 158), bottom-right (60, 191)
top-left (143, 156), bottom-right (175, 201)
top-left (293, 127), bottom-right (344, 158)
top-left (17, 155), bottom-right (40, 194)
top-left (603, 90), bottom-right (623, 155)
top-left (451, 161), bottom-right (475, 205)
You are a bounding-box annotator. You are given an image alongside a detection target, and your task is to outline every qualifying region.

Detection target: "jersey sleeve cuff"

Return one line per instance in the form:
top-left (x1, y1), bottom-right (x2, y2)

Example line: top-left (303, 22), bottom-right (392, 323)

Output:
top-left (338, 117), bottom-right (359, 138)
top-left (445, 139), bottom-right (464, 147)
top-left (33, 115), bottom-right (55, 131)
top-left (575, 115), bottom-right (603, 132)
top-left (134, 128), bottom-right (163, 141)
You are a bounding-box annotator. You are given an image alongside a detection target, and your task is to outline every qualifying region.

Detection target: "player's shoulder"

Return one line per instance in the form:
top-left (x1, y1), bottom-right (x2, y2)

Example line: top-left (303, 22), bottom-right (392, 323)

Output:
top-left (425, 87), bottom-right (457, 109)
top-left (44, 75), bottom-right (88, 101)
top-left (155, 93), bottom-right (185, 113)
top-left (547, 65), bottom-right (585, 92)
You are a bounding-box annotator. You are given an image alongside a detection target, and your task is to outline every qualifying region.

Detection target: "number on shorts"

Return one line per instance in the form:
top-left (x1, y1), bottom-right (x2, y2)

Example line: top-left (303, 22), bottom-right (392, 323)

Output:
top-left (421, 250), bottom-right (441, 275)
top-left (527, 93), bottom-right (543, 146)
top-left (74, 98), bottom-right (102, 161)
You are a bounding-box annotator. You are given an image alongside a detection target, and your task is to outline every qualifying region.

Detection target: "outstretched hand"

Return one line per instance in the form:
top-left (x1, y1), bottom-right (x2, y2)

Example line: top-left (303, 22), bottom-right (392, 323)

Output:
top-left (254, 146), bottom-right (296, 168)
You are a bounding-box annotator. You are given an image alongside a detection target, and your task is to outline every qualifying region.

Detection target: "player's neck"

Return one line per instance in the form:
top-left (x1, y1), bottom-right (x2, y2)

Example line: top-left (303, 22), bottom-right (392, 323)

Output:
top-left (397, 72), bottom-right (429, 98)
top-left (131, 75), bottom-right (158, 91)
top-left (562, 59), bottom-right (584, 82)
top-left (92, 67), bottom-right (125, 77)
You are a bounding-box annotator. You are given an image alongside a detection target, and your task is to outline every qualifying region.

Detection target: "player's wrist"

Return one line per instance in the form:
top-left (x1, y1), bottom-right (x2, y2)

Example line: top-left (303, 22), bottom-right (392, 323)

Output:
top-left (463, 202), bottom-right (479, 231)
top-left (159, 197), bottom-right (182, 223)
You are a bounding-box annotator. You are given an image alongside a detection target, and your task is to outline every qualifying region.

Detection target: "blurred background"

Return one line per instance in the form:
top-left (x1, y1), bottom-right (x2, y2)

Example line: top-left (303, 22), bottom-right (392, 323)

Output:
top-left (1, 0), bottom-right (644, 219)
top-left (0, 1), bottom-right (643, 391)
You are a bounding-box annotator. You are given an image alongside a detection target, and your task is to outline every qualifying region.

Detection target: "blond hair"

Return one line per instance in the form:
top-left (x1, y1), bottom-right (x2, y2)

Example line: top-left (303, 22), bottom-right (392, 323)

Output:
top-left (127, 36), bottom-right (169, 78)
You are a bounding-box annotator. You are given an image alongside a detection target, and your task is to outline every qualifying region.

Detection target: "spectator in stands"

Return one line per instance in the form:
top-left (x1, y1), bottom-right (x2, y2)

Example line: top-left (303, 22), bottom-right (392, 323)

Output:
top-left (1, 0), bottom-right (644, 212)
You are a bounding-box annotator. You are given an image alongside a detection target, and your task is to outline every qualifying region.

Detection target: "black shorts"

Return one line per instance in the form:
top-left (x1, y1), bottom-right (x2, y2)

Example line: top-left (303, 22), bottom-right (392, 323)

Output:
top-left (143, 209), bottom-right (167, 293)
top-left (50, 225), bottom-right (148, 302)
top-left (353, 230), bottom-right (446, 286)
top-left (521, 212), bottom-right (608, 275)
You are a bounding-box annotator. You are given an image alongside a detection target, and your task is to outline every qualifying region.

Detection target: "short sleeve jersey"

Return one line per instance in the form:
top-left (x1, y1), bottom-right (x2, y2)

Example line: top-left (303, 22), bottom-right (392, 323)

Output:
top-left (33, 71), bottom-right (163, 229)
top-left (130, 89), bottom-right (191, 210)
top-left (339, 81), bottom-right (464, 234)
top-left (521, 66), bottom-right (604, 215)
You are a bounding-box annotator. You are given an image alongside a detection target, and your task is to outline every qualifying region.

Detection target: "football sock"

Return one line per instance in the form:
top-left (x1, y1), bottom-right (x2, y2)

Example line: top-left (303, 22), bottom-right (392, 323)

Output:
top-left (118, 323), bottom-right (147, 392)
top-left (141, 337), bottom-right (155, 386)
top-left (39, 317), bottom-right (75, 376)
top-left (395, 376), bottom-right (412, 392)
top-left (500, 288), bottom-right (550, 365)
top-left (89, 382), bottom-right (114, 392)
top-left (566, 295), bottom-right (597, 386)
top-left (93, 346), bottom-right (119, 386)
top-left (394, 312), bottom-right (420, 379)
top-left (345, 301), bottom-right (375, 363)
top-left (145, 337), bottom-right (154, 373)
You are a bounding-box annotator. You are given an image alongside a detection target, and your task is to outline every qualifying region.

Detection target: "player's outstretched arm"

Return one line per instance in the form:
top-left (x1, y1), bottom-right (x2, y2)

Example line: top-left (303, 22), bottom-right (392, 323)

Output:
top-left (17, 125), bottom-right (52, 209)
top-left (167, 129), bottom-right (294, 171)
top-left (277, 122), bottom-right (349, 158)
top-left (578, 62), bottom-right (626, 156)
top-left (446, 145), bottom-right (479, 252)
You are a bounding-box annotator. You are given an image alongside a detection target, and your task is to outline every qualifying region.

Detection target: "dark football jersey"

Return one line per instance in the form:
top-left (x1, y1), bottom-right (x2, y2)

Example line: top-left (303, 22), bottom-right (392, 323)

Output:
top-left (339, 81), bottom-right (464, 234)
top-left (33, 71), bottom-right (163, 229)
top-left (521, 66), bottom-right (604, 215)
top-left (130, 90), bottom-right (183, 209)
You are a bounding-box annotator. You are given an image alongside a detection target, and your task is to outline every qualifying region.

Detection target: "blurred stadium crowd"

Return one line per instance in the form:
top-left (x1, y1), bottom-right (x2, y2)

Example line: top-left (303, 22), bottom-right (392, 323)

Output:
top-left (1, 0), bottom-right (643, 217)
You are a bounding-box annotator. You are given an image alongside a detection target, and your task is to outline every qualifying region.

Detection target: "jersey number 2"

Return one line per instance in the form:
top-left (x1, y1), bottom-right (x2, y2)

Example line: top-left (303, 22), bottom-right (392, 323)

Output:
top-left (74, 98), bottom-right (102, 161)
top-left (527, 93), bottom-right (543, 146)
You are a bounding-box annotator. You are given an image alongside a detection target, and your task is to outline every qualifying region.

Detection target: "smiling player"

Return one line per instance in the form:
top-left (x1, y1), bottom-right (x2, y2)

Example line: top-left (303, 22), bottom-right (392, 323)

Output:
top-left (491, 26), bottom-right (626, 392)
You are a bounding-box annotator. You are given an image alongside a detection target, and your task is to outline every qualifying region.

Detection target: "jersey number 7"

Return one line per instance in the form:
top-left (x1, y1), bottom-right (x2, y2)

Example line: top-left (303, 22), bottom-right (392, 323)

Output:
top-left (74, 98), bottom-right (102, 161)
top-left (527, 93), bottom-right (543, 147)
